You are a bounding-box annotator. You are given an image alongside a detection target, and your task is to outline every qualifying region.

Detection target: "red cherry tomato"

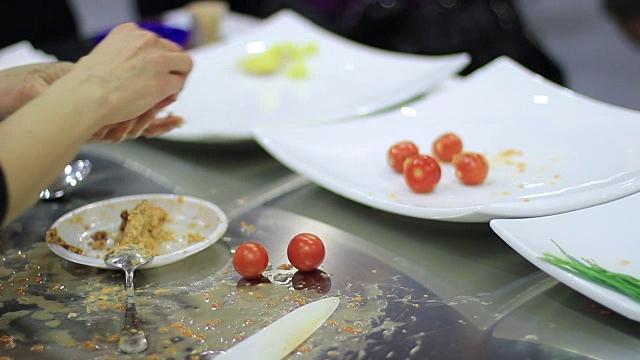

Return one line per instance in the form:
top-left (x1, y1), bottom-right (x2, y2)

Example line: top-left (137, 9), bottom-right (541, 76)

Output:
top-left (453, 152), bottom-right (489, 185)
top-left (432, 132), bottom-right (463, 162)
top-left (287, 233), bottom-right (325, 272)
top-left (403, 154), bottom-right (441, 193)
top-left (233, 242), bottom-right (269, 279)
top-left (388, 141), bottom-right (419, 173)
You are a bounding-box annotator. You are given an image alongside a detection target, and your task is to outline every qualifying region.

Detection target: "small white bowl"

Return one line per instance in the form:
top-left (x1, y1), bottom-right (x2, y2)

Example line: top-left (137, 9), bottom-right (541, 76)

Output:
top-left (47, 194), bottom-right (228, 269)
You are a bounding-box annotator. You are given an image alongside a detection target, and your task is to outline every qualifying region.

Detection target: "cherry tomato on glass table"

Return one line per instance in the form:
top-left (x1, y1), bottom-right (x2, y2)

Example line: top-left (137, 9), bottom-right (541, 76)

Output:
top-left (403, 154), bottom-right (441, 193)
top-left (388, 141), bottom-right (419, 173)
top-left (233, 242), bottom-right (269, 279)
top-left (287, 233), bottom-right (326, 272)
top-left (432, 132), bottom-right (463, 162)
top-left (453, 152), bottom-right (489, 185)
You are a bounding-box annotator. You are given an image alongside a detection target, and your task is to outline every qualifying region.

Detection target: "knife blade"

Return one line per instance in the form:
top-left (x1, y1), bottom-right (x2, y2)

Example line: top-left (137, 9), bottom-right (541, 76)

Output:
top-left (216, 296), bottom-right (339, 360)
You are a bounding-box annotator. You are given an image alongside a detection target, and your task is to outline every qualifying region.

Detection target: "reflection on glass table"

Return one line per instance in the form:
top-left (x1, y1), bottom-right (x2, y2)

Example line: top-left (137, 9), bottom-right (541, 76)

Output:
top-left (1, 148), bottom-right (638, 359)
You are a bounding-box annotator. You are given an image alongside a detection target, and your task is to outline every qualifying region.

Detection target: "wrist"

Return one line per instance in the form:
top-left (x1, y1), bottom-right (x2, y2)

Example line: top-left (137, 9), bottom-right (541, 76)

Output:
top-left (48, 69), bottom-right (115, 131)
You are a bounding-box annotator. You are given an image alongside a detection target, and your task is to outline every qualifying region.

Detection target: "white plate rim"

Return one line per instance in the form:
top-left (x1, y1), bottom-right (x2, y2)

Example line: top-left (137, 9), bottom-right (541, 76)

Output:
top-left (157, 8), bottom-right (470, 143)
top-left (489, 194), bottom-right (640, 322)
top-left (252, 57), bottom-right (640, 222)
top-left (47, 193), bottom-right (229, 269)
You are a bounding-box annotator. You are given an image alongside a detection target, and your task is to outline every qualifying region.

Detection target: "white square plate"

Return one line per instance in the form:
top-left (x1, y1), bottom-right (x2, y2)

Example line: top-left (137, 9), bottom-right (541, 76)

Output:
top-left (159, 9), bottom-right (469, 143)
top-left (253, 57), bottom-right (640, 222)
top-left (490, 192), bottom-right (640, 322)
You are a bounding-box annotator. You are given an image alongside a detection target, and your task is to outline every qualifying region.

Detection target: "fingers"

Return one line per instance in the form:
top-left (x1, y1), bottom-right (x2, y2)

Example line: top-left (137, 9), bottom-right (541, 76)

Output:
top-left (87, 124), bottom-right (113, 143)
top-left (8, 62), bottom-right (73, 112)
top-left (71, 21), bottom-right (193, 128)
top-left (44, 62), bottom-right (74, 83)
top-left (143, 114), bottom-right (185, 137)
top-left (127, 95), bottom-right (175, 137)
top-left (88, 109), bottom-right (184, 143)
top-left (156, 94), bottom-right (178, 109)
top-left (162, 72), bottom-right (190, 99)
top-left (100, 120), bottom-right (136, 143)
top-left (13, 78), bottom-right (48, 110)
top-left (127, 110), bottom-right (155, 138)
top-left (166, 52), bottom-right (194, 76)
top-left (158, 37), bottom-right (184, 52)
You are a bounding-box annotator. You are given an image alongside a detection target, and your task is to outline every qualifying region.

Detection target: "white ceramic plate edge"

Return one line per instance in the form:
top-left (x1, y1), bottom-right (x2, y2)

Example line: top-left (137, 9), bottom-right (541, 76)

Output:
top-left (489, 216), bottom-right (640, 322)
top-left (47, 194), bottom-right (229, 269)
top-left (463, 56), bottom-right (640, 116)
top-left (253, 56), bottom-right (640, 222)
top-left (157, 9), bottom-right (470, 143)
top-left (255, 120), bottom-right (640, 223)
top-left (256, 126), bottom-right (640, 222)
top-left (254, 130), bottom-right (486, 222)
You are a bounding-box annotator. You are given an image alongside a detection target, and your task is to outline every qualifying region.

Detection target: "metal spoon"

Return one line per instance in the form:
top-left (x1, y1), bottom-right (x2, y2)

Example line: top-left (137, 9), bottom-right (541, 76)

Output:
top-left (104, 245), bottom-right (154, 354)
top-left (40, 159), bottom-right (92, 200)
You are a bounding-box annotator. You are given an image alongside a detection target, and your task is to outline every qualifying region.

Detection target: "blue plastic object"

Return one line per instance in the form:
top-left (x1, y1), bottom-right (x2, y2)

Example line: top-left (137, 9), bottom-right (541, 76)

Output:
top-left (93, 22), bottom-right (190, 48)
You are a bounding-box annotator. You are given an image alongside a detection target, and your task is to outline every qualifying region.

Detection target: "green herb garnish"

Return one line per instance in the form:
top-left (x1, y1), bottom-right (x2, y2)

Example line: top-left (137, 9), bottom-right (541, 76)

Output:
top-left (540, 240), bottom-right (640, 302)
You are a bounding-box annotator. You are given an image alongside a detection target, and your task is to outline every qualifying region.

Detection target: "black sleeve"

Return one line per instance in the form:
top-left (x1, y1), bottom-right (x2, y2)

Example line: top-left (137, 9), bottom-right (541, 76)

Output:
top-left (136, 0), bottom-right (274, 19)
top-left (136, 0), bottom-right (192, 18)
top-left (0, 0), bottom-right (78, 49)
top-left (0, 162), bottom-right (7, 226)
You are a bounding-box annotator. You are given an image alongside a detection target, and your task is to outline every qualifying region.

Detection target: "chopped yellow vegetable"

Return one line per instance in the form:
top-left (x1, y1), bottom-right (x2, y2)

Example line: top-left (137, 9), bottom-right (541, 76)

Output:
top-left (240, 47), bottom-right (284, 75)
top-left (239, 41), bottom-right (318, 79)
top-left (286, 60), bottom-right (308, 79)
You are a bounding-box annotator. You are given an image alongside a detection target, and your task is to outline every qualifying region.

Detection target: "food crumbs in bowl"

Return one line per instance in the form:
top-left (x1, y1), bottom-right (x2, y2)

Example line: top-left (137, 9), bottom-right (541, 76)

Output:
top-left (89, 231), bottom-right (109, 250)
top-left (46, 200), bottom-right (207, 258)
top-left (45, 228), bottom-right (83, 254)
top-left (187, 233), bottom-right (204, 244)
top-left (115, 200), bottom-right (173, 255)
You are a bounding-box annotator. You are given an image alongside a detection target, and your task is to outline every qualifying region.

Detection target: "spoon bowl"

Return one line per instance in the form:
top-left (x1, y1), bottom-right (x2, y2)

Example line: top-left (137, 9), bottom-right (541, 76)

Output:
top-left (104, 245), bottom-right (154, 354)
top-left (105, 246), bottom-right (154, 270)
top-left (40, 159), bottom-right (92, 200)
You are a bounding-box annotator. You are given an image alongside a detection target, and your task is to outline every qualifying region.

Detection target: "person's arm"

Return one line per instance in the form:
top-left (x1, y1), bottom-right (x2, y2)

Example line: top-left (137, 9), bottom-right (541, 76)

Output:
top-left (0, 62), bottom-right (186, 143)
top-left (0, 22), bottom-right (192, 226)
top-left (0, 62), bottom-right (74, 118)
top-left (0, 69), bottom-right (116, 224)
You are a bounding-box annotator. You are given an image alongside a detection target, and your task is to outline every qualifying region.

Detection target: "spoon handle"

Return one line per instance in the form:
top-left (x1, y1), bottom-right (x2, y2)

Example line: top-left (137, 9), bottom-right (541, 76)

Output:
top-left (118, 268), bottom-right (148, 354)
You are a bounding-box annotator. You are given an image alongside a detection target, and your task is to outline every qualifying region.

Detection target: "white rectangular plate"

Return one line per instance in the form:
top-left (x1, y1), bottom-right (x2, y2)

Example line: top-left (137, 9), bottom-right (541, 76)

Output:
top-left (159, 9), bottom-right (469, 143)
top-left (490, 192), bottom-right (640, 322)
top-left (253, 57), bottom-right (640, 222)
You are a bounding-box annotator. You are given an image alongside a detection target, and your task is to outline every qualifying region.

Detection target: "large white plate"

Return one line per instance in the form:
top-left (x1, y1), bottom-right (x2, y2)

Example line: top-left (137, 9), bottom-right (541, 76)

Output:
top-left (253, 57), bottom-right (640, 222)
top-left (0, 41), bottom-right (57, 70)
top-left (490, 192), bottom-right (640, 322)
top-left (47, 194), bottom-right (228, 269)
top-left (159, 9), bottom-right (469, 143)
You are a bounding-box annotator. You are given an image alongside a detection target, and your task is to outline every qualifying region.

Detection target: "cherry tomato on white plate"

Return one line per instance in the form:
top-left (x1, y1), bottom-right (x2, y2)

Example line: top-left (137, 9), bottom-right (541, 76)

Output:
top-left (403, 154), bottom-right (441, 193)
top-left (388, 141), bottom-right (419, 173)
top-left (453, 152), bottom-right (489, 185)
top-left (432, 132), bottom-right (463, 162)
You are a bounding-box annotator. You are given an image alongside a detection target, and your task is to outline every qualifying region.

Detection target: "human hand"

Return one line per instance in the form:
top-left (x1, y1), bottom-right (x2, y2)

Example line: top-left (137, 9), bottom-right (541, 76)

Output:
top-left (0, 25), bottom-right (190, 225)
top-left (67, 22), bottom-right (193, 127)
top-left (88, 95), bottom-right (184, 142)
top-left (0, 62), bottom-right (74, 118)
